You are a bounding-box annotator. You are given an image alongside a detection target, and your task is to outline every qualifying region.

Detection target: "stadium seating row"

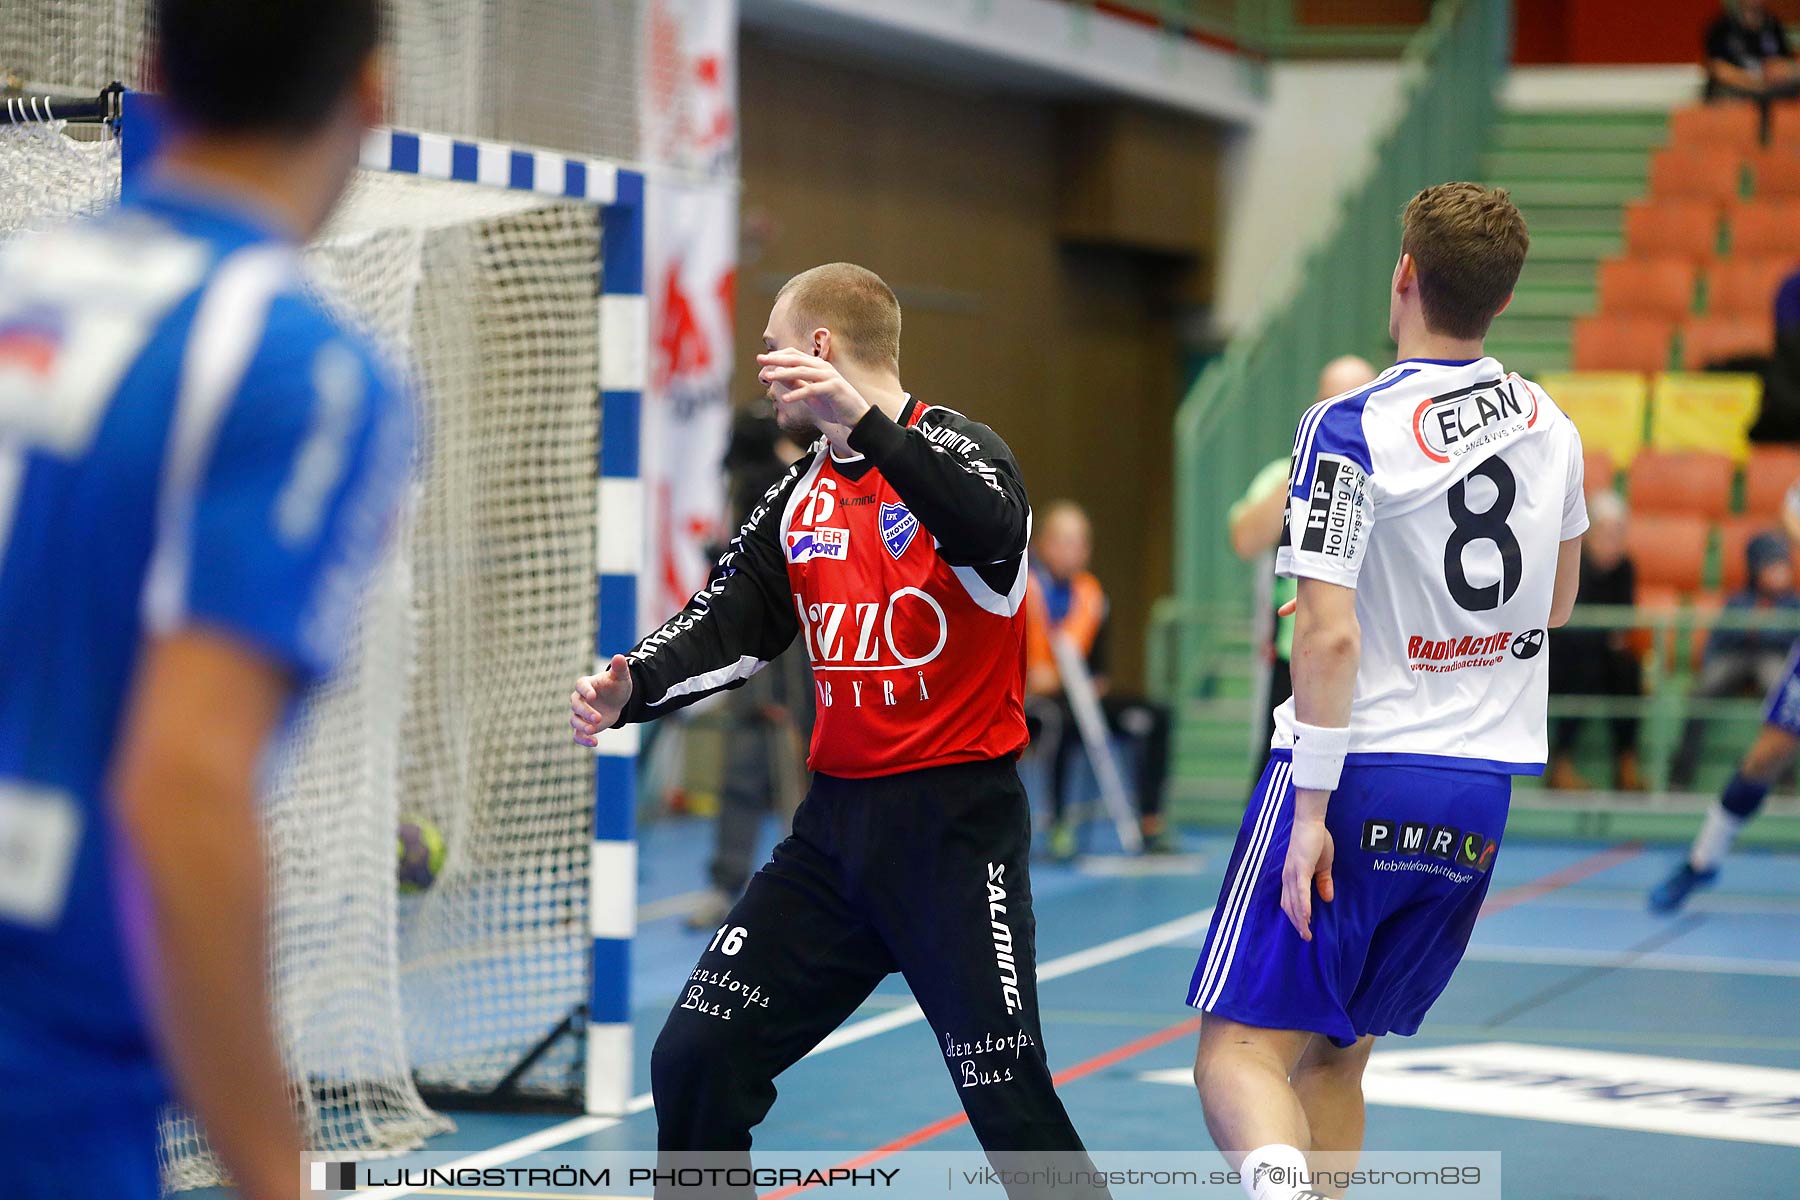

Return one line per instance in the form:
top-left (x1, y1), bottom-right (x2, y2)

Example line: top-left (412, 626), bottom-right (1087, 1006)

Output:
top-left (1669, 102), bottom-right (1800, 150)
top-left (1595, 256), bottom-right (1791, 321)
top-left (1650, 145), bottom-right (1800, 205)
top-left (1620, 198), bottom-right (1800, 262)
top-left (1572, 312), bottom-right (1772, 372)
top-left (1625, 511), bottom-right (1798, 594)
top-left (1545, 370), bottom-right (1761, 462)
top-left (1586, 443), bottom-right (1800, 521)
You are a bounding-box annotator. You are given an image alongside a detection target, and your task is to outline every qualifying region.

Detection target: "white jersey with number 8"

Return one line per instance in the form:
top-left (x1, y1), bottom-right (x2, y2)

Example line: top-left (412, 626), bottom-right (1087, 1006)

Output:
top-left (1272, 356), bottom-right (1589, 775)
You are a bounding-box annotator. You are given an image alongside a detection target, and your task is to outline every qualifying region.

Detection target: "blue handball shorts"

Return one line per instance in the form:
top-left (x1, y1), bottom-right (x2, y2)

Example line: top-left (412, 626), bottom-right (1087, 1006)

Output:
top-left (1, 1107), bottom-right (162, 1200)
top-left (1764, 642), bottom-right (1800, 736)
top-left (1187, 750), bottom-right (1510, 1047)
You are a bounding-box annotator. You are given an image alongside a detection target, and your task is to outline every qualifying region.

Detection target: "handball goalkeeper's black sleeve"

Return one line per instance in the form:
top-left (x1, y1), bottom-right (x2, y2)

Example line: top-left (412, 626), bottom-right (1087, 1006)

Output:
top-left (615, 448), bottom-right (811, 725)
top-left (846, 402), bottom-right (1030, 567)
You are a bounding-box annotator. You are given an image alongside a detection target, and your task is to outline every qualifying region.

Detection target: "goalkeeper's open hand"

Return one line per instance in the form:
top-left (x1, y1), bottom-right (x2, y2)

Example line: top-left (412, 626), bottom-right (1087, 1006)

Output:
top-left (571, 654), bottom-right (633, 747)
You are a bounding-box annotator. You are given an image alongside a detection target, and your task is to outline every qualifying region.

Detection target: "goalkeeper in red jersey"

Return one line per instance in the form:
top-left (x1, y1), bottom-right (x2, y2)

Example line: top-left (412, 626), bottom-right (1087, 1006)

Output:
top-left (571, 263), bottom-right (1102, 1197)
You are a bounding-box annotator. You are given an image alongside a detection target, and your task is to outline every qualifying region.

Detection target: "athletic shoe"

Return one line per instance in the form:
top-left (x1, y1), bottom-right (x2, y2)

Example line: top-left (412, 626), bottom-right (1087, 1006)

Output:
top-left (1140, 827), bottom-right (1177, 855)
top-left (684, 887), bottom-right (735, 931)
top-left (1648, 861), bottom-right (1718, 914)
top-left (1048, 821), bottom-right (1077, 863)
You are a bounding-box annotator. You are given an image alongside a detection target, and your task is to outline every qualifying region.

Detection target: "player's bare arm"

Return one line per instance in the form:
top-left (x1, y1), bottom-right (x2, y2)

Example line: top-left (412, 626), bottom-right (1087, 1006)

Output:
top-left (1550, 536), bottom-right (1583, 628)
top-left (1283, 577), bottom-right (1359, 941)
top-left (571, 451), bottom-right (809, 743)
top-left (112, 631), bottom-right (305, 1200)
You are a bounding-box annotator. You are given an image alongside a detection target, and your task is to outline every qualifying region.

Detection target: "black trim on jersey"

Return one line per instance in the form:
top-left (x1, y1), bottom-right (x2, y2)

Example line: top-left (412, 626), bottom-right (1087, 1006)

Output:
top-left (615, 449), bottom-right (814, 724)
top-left (616, 397), bottom-right (1030, 724)
top-left (848, 398), bottom-right (1029, 595)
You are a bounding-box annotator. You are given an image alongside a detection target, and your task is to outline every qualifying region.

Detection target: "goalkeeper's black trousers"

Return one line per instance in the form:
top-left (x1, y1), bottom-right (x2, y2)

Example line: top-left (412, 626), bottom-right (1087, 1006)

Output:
top-left (650, 755), bottom-right (1106, 1199)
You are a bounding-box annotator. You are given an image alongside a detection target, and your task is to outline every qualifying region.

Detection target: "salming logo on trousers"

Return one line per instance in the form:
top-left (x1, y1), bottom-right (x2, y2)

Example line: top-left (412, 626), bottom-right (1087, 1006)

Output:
top-left (986, 862), bottom-right (1020, 1014)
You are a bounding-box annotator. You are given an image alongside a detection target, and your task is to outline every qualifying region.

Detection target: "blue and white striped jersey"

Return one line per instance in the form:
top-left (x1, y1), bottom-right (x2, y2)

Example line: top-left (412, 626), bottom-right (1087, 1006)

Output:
top-left (1273, 357), bottom-right (1588, 775)
top-left (0, 185), bottom-right (411, 1121)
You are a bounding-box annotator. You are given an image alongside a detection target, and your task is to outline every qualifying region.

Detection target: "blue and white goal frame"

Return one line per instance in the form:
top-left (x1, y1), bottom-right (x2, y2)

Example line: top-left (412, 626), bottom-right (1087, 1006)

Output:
top-left (106, 93), bottom-right (645, 1118)
top-left (355, 127), bottom-right (646, 1119)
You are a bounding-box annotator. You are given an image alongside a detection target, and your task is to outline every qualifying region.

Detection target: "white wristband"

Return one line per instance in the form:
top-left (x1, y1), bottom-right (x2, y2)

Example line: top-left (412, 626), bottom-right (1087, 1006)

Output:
top-left (1290, 720), bottom-right (1350, 792)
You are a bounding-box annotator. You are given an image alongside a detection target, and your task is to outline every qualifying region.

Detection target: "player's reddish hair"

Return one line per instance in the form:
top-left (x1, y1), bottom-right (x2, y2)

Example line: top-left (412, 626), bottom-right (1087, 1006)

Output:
top-left (1401, 183), bottom-right (1530, 341)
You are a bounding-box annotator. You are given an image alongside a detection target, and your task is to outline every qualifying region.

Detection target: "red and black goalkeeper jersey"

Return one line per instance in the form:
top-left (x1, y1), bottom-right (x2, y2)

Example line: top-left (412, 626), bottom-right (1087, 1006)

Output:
top-left (618, 396), bottom-right (1030, 778)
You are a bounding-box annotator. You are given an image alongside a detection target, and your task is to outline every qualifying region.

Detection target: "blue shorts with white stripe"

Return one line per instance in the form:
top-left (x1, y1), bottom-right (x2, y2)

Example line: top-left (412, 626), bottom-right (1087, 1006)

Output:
top-left (1187, 750), bottom-right (1509, 1047)
top-left (1763, 641), bottom-right (1800, 736)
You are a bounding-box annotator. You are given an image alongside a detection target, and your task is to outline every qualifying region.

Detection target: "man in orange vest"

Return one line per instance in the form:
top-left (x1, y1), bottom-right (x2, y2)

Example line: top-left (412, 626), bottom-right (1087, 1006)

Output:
top-left (1026, 501), bottom-right (1172, 857)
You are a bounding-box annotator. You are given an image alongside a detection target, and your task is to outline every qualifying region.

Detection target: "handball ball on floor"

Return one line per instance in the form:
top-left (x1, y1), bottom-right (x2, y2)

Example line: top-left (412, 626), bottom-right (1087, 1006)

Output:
top-left (397, 816), bottom-right (446, 893)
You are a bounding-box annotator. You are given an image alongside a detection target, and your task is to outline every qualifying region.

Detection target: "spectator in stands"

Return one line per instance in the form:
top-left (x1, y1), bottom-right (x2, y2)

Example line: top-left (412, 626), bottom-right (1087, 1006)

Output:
top-left (1748, 263), bottom-right (1800, 440)
top-left (1669, 529), bottom-right (1800, 786)
top-left (1228, 355), bottom-right (1377, 764)
top-left (1026, 500), bottom-right (1172, 858)
top-left (1705, 1), bottom-right (1800, 111)
top-left (1547, 492), bottom-right (1645, 791)
top-left (1778, 264), bottom-right (1800, 338)
top-left (688, 413), bottom-right (814, 928)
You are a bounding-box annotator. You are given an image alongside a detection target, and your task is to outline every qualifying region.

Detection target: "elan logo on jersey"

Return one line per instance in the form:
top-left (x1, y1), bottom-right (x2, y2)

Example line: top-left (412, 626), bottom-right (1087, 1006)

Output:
top-left (1411, 379), bottom-right (1537, 463)
top-left (786, 526), bottom-right (849, 563)
top-left (1361, 819), bottom-right (1498, 873)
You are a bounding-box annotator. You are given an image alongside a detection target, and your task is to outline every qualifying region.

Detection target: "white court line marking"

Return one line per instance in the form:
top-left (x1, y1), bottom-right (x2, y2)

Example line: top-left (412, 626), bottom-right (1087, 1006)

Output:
top-left (635, 889), bottom-right (713, 924)
top-left (1463, 942), bottom-right (1800, 978)
top-left (362, 907), bottom-right (1217, 1197)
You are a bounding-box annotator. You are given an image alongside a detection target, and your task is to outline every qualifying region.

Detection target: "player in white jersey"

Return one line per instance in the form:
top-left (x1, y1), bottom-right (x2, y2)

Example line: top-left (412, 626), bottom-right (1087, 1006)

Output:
top-left (1186, 184), bottom-right (1587, 1200)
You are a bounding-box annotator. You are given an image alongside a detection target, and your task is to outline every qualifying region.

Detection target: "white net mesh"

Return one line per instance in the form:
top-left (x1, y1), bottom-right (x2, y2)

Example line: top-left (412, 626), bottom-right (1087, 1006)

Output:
top-left (3, 0), bottom-right (643, 162)
top-left (0, 119), bottom-right (119, 236)
top-left (164, 169), bottom-right (605, 1191)
top-left (0, 127), bottom-right (605, 1189)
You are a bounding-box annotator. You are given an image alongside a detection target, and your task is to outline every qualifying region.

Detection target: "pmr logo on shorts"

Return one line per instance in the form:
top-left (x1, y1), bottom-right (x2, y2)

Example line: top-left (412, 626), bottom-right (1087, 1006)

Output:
top-left (309, 1162), bottom-right (358, 1192)
top-left (880, 501), bottom-right (920, 559)
top-left (786, 526), bottom-right (849, 563)
top-left (1299, 453), bottom-right (1369, 562)
top-left (1361, 819), bottom-right (1497, 873)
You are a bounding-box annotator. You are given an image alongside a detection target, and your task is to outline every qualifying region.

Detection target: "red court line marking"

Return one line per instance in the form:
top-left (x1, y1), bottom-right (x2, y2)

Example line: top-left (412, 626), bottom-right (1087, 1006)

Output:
top-left (762, 839), bottom-right (1642, 1198)
top-left (1477, 840), bottom-right (1644, 919)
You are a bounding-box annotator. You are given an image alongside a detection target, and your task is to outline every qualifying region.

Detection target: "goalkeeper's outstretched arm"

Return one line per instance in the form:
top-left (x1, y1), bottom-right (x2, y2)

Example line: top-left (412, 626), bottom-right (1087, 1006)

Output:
top-left (572, 448), bottom-right (813, 744)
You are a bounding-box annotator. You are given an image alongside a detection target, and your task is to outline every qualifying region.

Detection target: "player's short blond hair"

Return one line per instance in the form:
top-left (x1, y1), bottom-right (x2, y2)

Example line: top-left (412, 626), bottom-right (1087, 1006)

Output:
top-left (777, 263), bottom-right (902, 370)
top-left (1401, 183), bottom-right (1530, 340)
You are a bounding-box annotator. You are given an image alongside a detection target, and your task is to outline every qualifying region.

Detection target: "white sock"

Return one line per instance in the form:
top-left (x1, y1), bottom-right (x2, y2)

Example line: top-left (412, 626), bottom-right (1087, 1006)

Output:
top-left (1240, 1143), bottom-right (1309, 1200)
top-left (1690, 803), bottom-right (1744, 872)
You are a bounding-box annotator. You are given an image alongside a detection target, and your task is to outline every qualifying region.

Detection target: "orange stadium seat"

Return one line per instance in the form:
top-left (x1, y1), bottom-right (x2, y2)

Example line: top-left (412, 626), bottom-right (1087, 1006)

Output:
top-left (1682, 313), bottom-right (1775, 367)
top-left (1706, 256), bottom-right (1796, 316)
top-left (1626, 513), bottom-right (1711, 594)
top-left (1718, 516), bottom-right (1786, 592)
top-left (1750, 151), bottom-right (1800, 198)
top-left (1629, 449), bottom-right (1735, 519)
top-left (1670, 103), bottom-right (1762, 151)
top-left (1597, 257), bottom-right (1698, 318)
top-left (1624, 200), bottom-right (1721, 262)
top-left (1745, 444), bottom-right (1800, 517)
top-left (1572, 315), bottom-right (1676, 372)
top-left (1648, 146), bottom-right (1743, 204)
top-left (1583, 447), bottom-right (1617, 494)
top-left (1729, 200), bottom-right (1800, 257)
top-left (1772, 103), bottom-right (1800, 147)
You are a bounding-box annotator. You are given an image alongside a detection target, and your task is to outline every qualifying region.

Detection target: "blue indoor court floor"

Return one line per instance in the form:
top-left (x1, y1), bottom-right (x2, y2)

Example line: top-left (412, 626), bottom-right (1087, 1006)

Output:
top-left (206, 815), bottom-right (1800, 1199)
